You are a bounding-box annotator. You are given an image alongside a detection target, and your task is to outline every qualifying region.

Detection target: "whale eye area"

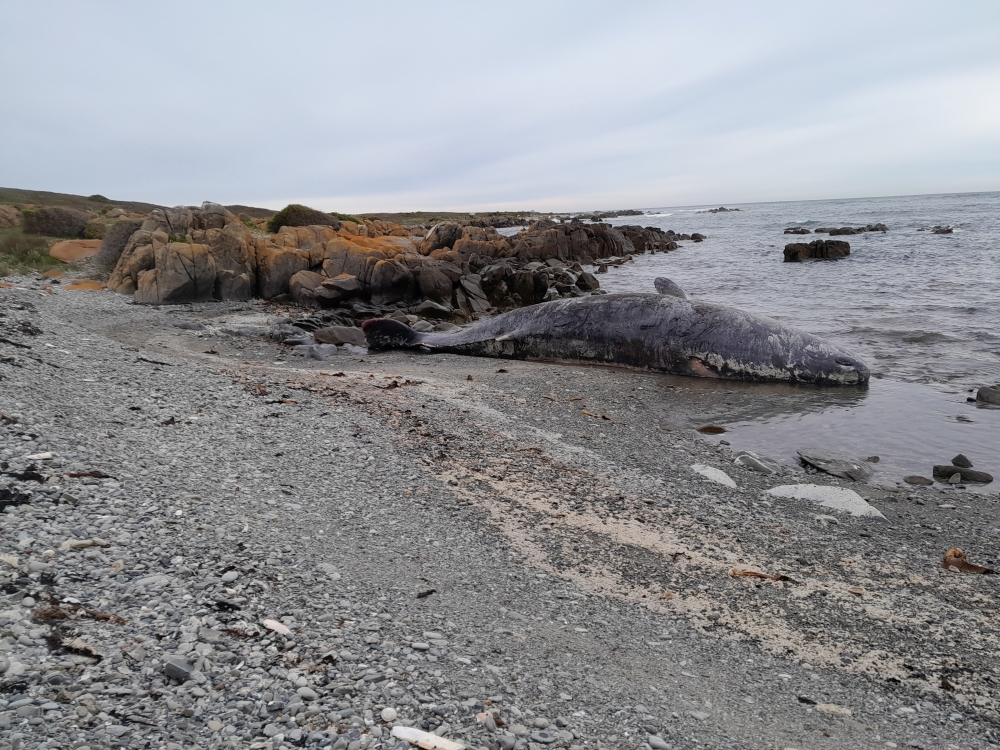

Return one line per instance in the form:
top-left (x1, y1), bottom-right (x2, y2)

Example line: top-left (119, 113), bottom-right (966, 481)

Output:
top-left (835, 357), bottom-right (856, 367)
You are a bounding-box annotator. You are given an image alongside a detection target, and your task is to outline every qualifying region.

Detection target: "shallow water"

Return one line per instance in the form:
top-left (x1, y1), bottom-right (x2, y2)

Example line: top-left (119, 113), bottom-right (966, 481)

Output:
top-left (596, 192), bottom-right (1000, 489)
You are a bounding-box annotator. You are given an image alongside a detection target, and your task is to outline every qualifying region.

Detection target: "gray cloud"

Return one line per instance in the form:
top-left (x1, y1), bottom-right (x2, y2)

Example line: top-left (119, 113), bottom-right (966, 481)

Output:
top-left (2, 1), bottom-right (998, 211)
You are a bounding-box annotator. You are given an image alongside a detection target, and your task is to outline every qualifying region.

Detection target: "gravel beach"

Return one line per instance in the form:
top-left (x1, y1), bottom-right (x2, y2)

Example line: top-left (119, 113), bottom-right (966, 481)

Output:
top-left (2, 279), bottom-right (999, 750)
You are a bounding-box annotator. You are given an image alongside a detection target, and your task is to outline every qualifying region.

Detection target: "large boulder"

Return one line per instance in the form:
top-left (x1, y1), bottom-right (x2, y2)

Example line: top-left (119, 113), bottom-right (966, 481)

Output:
top-left (783, 240), bottom-right (851, 262)
top-left (256, 241), bottom-right (310, 299)
top-left (513, 220), bottom-right (633, 263)
top-left (314, 325), bottom-right (367, 347)
top-left (419, 223), bottom-right (463, 255)
top-left (288, 270), bottom-right (328, 307)
top-left (134, 242), bottom-right (216, 304)
top-left (369, 258), bottom-right (411, 305)
top-left (418, 266), bottom-right (454, 303)
top-left (0, 206), bottom-right (21, 228)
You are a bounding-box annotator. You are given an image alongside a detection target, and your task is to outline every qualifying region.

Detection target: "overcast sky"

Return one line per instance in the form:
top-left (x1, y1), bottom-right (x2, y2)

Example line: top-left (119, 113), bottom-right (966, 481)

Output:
top-left (2, 1), bottom-right (999, 212)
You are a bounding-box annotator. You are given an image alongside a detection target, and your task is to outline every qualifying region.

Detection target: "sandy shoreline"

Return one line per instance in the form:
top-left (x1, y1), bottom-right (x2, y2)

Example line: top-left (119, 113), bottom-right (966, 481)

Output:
top-left (1, 284), bottom-right (999, 749)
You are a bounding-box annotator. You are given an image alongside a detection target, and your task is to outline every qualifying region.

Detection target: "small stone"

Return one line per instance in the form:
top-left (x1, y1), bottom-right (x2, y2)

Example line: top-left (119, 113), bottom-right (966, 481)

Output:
top-left (533, 717), bottom-right (550, 729)
top-left (903, 475), bottom-right (933, 486)
top-left (530, 731), bottom-right (557, 744)
top-left (952, 454), bottom-right (973, 468)
top-left (207, 720), bottom-right (223, 732)
top-left (297, 686), bottom-right (319, 701)
top-left (690, 711), bottom-right (710, 721)
top-left (163, 657), bottom-right (195, 682)
top-left (220, 571), bottom-right (239, 583)
top-left (508, 724), bottom-right (530, 737)
top-left (649, 736), bottom-right (670, 750)
top-left (381, 707), bottom-right (397, 722)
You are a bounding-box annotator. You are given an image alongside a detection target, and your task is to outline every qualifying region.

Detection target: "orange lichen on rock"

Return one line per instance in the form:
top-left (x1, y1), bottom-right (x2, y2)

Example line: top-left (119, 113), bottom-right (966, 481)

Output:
top-left (50, 239), bottom-right (102, 263)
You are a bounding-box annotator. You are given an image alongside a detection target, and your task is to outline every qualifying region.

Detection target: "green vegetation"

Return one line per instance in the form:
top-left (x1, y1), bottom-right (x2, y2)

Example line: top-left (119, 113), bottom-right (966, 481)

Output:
top-left (0, 228), bottom-right (63, 277)
top-left (95, 219), bottom-right (142, 272)
top-left (330, 211), bottom-right (362, 223)
top-left (22, 206), bottom-right (90, 238)
top-left (266, 203), bottom-right (341, 233)
top-left (88, 194), bottom-right (109, 202)
top-left (82, 221), bottom-right (107, 240)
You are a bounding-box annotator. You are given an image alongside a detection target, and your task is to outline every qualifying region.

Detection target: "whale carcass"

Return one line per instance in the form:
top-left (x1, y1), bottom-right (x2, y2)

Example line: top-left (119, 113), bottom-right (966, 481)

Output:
top-left (362, 291), bottom-right (870, 386)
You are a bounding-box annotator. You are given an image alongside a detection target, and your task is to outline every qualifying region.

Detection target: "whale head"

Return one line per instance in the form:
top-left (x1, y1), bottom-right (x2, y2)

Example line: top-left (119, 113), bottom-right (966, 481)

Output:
top-left (794, 342), bottom-right (871, 386)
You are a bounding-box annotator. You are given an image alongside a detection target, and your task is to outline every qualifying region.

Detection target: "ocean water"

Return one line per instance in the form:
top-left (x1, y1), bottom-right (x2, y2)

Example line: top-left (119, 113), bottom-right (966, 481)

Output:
top-left (593, 192), bottom-right (1000, 489)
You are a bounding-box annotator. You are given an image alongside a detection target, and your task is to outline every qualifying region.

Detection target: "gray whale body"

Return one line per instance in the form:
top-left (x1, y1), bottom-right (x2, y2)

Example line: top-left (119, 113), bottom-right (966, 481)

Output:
top-left (362, 293), bottom-right (870, 386)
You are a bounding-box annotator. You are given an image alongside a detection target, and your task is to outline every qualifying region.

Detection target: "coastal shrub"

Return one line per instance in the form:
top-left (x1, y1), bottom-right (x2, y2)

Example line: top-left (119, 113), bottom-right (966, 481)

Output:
top-left (88, 194), bottom-right (109, 202)
top-left (82, 221), bottom-right (107, 240)
top-left (22, 207), bottom-right (90, 238)
top-left (266, 204), bottom-right (341, 234)
top-left (95, 219), bottom-right (142, 272)
top-left (331, 211), bottom-right (362, 223)
top-left (0, 232), bottom-right (60, 277)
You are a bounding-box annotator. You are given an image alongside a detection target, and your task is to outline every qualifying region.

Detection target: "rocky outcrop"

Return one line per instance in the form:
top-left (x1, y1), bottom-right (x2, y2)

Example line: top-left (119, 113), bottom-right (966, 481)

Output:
top-left (698, 206), bottom-right (741, 213)
top-left (814, 224), bottom-right (887, 235)
top-left (784, 227), bottom-right (811, 235)
top-left (783, 240), bottom-right (851, 262)
top-left (0, 206), bottom-right (21, 228)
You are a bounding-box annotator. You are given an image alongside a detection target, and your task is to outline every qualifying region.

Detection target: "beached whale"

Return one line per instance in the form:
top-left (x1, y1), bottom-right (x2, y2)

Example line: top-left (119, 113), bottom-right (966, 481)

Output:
top-left (362, 288), bottom-right (870, 386)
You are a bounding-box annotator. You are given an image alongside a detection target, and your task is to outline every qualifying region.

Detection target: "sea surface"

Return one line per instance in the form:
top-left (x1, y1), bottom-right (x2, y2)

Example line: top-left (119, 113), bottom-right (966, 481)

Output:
top-left (591, 192), bottom-right (1000, 490)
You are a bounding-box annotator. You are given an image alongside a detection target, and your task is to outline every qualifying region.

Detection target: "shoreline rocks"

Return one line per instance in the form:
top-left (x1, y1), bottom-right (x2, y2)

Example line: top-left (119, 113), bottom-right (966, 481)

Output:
top-left (783, 239), bottom-right (851, 262)
top-left (813, 224), bottom-right (887, 235)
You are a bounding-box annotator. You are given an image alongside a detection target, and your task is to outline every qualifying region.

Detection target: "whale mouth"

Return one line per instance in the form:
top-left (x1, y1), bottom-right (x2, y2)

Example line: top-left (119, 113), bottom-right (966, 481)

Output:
top-left (835, 357), bottom-right (857, 367)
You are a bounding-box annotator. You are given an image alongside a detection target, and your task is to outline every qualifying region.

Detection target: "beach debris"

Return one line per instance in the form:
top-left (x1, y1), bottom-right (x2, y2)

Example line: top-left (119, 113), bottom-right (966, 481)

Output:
top-left (416, 588), bottom-right (436, 599)
top-left (696, 424), bottom-right (726, 434)
top-left (391, 725), bottom-right (464, 750)
top-left (904, 475), bottom-right (933, 486)
top-left (932, 465), bottom-right (993, 484)
top-left (691, 464), bottom-right (737, 488)
top-left (941, 548), bottom-right (995, 574)
top-left (24, 452), bottom-right (53, 461)
top-left (62, 638), bottom-right (104, 661)
top-left (262, 618), bottom-right (292, 636)
top-left (815, 703), bottom-right (853, 716)
top-left (797, 450), bottom-right (874, 482)
top-left (766, 484), bottom-right (886, 519)
top-left (729, 569), bottom-right (800, 584)
top-left (952, 454), bottom-right (973, 468)
top-left (733, 450), bottom-right (780, 475)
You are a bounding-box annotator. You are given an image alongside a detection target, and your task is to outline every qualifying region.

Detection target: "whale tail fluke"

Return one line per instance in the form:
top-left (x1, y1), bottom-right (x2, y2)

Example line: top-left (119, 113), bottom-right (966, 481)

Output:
top-left (361, 318), bottom-right (423, 350)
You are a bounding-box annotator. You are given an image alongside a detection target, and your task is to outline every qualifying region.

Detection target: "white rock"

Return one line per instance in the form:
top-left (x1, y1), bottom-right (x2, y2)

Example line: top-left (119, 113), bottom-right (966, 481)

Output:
top-left (262, 618), bottom-right (292, 636)
top-left (317, 562), bottom-right (341, 580)
top-left (220, 571), bottom-right (239, 583)
top-left (766, 484), bottom-right (885, 519)
top-left (381, 707), bottom-right (397, 722)
top-left (691, 464), bottom-right (737, 489)
top-left (24, 452), bottom-right (53, 460)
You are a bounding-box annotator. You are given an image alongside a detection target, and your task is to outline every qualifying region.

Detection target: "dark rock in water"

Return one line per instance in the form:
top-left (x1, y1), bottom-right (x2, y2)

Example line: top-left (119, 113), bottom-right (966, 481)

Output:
top-left (653, 277), bottom-right (687, 299)
top-left (314, 326), bottom-right (366, 347)
top-left (576, 271), bottom-right (600, 291)
top-left (904, 475), bottom-right (933, 486)
top-left (797, 450), bottom-right (874, 482)
top-left (691, 233), bottom-right (706, 242)
top-left (700, 207), bottom-right (741, 213)
top-left (783, 240), bottom-right (851, 262)
top-left (932, 226), bottom-right (953, 235)
top-left (952, 454), bottom-right (973, 468)
top-left (976, 385), bottom-right (1000, 405)
top-left (697, 425), bottom-right (726, 434)
top-left (784, 227), bottom-right (811, 235)
top-left (816, 224), bottom-right (888, 236)
top-left (933, 465), bottom-right (993, 484)
top-left (866, 456), bottom-right (880, 463)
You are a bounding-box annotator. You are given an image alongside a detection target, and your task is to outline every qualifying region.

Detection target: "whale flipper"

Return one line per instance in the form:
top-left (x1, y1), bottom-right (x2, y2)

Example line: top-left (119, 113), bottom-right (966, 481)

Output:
top-left (654, 277), bottom-right (687, 298)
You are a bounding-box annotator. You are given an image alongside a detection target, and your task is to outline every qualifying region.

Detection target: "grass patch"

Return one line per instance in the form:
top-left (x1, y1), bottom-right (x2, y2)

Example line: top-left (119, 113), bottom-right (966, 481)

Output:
top-left (0, 228), bottom-right (64, 277)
